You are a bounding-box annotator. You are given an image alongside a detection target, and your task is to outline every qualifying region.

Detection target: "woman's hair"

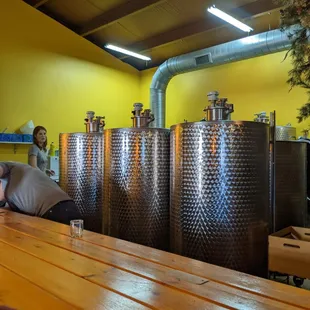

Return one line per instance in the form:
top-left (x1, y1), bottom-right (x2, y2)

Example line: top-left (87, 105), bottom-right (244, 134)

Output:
top-left (33, 126), bottom-right (47, 151)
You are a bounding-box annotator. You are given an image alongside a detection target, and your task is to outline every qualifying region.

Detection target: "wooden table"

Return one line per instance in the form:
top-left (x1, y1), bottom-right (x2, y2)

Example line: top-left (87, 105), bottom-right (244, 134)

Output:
top-left (0, 210), bottom-right (309, 310)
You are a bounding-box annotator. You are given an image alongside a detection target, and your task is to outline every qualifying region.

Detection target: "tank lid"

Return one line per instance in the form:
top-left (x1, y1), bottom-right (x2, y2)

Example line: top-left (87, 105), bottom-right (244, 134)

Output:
top-left (276, 123), bottom-right (296, 129)
top-left (254, 112), bottom-right (270, 124)
top-left (131, 103), bottom-right (155, 128)
top-left (85, 111), bottom-right (105, 133)
top-left (203, 91), bottom-right (234, 121)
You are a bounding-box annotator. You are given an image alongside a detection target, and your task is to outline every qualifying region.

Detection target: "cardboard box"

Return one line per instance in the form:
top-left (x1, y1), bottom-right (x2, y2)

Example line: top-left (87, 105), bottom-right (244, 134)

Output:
top-left (269, 226), bottom-right (310, 279)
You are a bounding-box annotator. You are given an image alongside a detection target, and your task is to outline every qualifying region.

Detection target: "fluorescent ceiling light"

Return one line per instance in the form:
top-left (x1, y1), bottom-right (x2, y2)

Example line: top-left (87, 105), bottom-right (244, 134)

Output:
top-left (207, 5), bottom-right (253, 32)
top-left (105, 44), bottom-right (151, 61)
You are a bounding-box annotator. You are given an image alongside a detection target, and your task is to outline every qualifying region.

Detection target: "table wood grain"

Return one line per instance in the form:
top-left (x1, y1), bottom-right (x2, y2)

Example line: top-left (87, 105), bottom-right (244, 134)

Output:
top-left (0, 210), bottom-right (309, 310)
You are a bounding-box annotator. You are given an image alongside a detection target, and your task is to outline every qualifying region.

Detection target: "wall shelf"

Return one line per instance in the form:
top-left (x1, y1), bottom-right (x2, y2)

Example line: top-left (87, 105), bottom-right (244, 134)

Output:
top-left (0, 141), bottom-right (32, 154)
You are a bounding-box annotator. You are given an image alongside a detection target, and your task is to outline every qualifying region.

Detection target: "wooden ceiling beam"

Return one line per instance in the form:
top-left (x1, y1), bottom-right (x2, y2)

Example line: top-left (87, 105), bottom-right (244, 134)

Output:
top-left (33, 0), bottom-right (49, 8)
top-left (24, 0), bottom-right (49, 9)
top-left (122, 0), bottom-right (282, 55)
top-left (38, 5), bottom-right (78, 32)
top-left (79, 0), bottom-right (165, 37)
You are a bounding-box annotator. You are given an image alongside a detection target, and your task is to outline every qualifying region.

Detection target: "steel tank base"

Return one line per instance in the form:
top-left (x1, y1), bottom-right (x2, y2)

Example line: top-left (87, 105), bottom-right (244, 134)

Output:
top-left (59, 133), bottom-right (104, 233)
top-left (170, 121), bottom-right (269, 277)
top-left (104, 128), bottom-right (170, 250)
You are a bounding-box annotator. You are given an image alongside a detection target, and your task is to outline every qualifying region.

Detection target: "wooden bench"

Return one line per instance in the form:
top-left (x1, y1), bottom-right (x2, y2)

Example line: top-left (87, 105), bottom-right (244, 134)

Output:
top-left (0, 209), bottom-right (309, 309)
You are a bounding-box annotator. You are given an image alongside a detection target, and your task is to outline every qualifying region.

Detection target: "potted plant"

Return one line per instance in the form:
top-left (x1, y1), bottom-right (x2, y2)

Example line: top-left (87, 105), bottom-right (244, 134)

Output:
top-left (275, 0), bottom-right (310, 122)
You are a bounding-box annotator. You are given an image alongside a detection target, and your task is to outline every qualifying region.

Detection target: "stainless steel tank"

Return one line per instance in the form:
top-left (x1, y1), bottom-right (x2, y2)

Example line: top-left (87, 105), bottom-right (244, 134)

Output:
top-left (103, 104), bottom-right (169, 249)
top-left (274, 141), bottom-right (307, 231)
top-left (276, 124), bottom-right (296, 141)
top-left (252, 112), bottom-right (305, 233)
top-left (170, 92), bottom-right (269, 277)
top-left (59, 113), bottom-right (104, 233)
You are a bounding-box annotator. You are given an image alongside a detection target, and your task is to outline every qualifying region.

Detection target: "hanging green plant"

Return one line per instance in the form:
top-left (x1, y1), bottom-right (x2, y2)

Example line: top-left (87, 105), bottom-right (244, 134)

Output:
top-left (274, 0), bottom-right (310, 122)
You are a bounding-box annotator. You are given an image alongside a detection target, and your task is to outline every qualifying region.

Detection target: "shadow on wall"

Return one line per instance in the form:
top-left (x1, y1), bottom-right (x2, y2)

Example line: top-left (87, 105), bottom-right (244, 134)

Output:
top-left (6, 42), bottom-right (137, 75)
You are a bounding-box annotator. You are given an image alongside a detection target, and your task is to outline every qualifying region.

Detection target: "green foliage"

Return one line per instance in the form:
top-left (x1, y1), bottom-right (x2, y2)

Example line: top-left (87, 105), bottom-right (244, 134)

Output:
top-left (274, 0), bottom-right (310, 122)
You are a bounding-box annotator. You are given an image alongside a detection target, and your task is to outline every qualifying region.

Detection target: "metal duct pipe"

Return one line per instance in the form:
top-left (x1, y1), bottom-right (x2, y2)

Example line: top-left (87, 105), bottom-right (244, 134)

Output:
top-left (150, 28), bottom-right (297, 128)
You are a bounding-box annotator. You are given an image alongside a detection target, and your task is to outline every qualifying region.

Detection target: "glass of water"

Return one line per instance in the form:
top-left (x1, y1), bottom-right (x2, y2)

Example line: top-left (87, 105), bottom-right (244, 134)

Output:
top-left (70, 219), bottom-right (84, 238)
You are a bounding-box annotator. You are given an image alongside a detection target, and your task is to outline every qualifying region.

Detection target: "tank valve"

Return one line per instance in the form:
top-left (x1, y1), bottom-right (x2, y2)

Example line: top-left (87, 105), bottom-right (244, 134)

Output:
top-left (203, 91), bottom-right (234, 121)
top-left (85, 111), bottom-right (106, 133)
top-left (254, 112), bottom-right (270, 123)
top-left (131, 103), bottom-right (155, 128)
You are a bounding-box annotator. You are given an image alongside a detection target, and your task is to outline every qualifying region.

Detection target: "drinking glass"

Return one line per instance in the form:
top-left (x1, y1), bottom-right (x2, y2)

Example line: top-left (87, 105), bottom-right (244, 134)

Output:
top-left (70, 219), bottom-right (84, 238)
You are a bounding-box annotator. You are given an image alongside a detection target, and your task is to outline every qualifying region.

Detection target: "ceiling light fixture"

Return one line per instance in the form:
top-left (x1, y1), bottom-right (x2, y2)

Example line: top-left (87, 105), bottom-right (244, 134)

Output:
top-left (105, 44), bottom-right (151, 61)
top-left (207, 5), bottom-right (253, 32)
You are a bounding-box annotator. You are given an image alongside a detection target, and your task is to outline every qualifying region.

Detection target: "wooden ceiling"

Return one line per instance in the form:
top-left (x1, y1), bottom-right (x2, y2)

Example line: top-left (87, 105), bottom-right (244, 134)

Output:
top-left (24, 0), bottom-right (282, 71)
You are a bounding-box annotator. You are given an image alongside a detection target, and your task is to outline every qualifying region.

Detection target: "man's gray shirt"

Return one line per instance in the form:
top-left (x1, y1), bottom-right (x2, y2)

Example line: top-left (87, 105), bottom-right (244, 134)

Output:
top-left (0, 162), bottom-right (71, 216)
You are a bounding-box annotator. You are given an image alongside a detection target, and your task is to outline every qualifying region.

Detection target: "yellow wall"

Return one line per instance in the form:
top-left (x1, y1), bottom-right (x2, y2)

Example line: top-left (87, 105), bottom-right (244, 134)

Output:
top-left (0, 0), bottom-right (140, 163)
top-left (140, 52), bottom-right (310, 135)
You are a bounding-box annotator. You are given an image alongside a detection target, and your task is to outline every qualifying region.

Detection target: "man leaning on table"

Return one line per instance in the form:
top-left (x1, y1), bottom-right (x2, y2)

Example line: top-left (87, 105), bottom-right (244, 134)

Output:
top-left (0, 161), bottom-right (81, 224)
